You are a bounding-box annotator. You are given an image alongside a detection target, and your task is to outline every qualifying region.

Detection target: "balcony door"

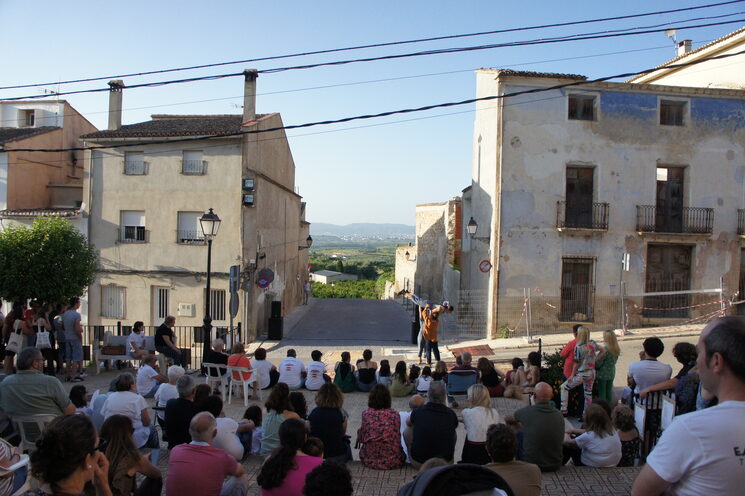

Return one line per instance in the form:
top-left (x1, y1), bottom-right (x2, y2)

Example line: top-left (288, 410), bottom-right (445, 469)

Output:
top-left (655, 167), bottom-right (684, 233)
top-left (566, 167), bottom-right (594, 228)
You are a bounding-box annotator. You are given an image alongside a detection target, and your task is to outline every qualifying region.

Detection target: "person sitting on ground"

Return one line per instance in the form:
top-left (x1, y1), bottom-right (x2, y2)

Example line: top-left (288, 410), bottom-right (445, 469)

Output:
top-left (257, 418), bottom-right (323, 496)
top-left (460, 384), bottom-right (501, 465)
top-left (260, 382), bottom-right (301, 457)
top-left (563, 403), bottom-right (622, 467)
top-left (302, 437), bottom-right (324, 458)
top-left (166, 412), bottom-right (249, 496)
top-left (303, 460), bottom-right (353, 496)
top-left (505, 382), bottom-right (564, 472)
top-left (452, 352), bottom-right (478, 372)
top-left (388, 360), bottom-right (414, 397)
top-left (289, 391), bottom-right (308, 420)
top-left (240, 405), bottom-right (263, 456)
top-left (101, 414), bottom-right (162, 496)
top-left (28, 414), bottom-right (112, 496)
top-left (626, 337), bottom-right (673, 403)
top-left (227, 342), bottom-right (258, 399)
top-left (357, 384), bottom-right (405, 470)
top-left (355, 349), bottom-right (378, 392)
top-left (127, 321), bottom-right (150, 362)
top-left (136, 355), bottom-right (167, 399)
top-left (332, 351), bottom-right (355, 393)
top-left (154, 365), bottom-right (185, 422)
top-left (252, 347), bottom-right (280, 390)
top-left (202, 395), bottom-right (254, 462)
top-left (192, 383), bottom-right (211, 408)
top-left (405, 380), bottom-right (458, 469)
top-left (0, 347), bottom-right (75, 417)
top-left (409, 364), bottom-right (420, 385)
top-left (612, 404), bottom-right (640, 467)
top-left (69, 385), bottom-right (92, 417)
top-left (164, 374), bottom-right (200, 450)
top-left (524, 352), bottom-right (541, 387)
top-left (202, 338), bottom-right (229, 389)
top-left (101, 372), bottom-right (160, 464)
top-left (308, 383), bottom-right (352, 463)
top-left (504, 357), bottom-right (527, 400)
top-left (477, 357), bottom-right (504, 397)
top-left (279, 349), bottom-right (306, 390)
top-left (376, 359), bottom-right (392, 387)
top-left (484, 423), bottom-right (542, 496)
top-left (305, 350), bottom-right (330, 391)
top-left (415, 366), bottom-right (432, 394)
top-left (431, 360), bottom-right (449, 383)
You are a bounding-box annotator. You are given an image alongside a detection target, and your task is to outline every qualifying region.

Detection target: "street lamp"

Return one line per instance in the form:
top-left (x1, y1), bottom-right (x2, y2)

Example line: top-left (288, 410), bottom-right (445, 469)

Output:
top-left (200, 208), bottom-right (221, 357)
top-left (466, 216), bottom-right (490, 241)
top-left (298, 235), bottom-right (313, 250)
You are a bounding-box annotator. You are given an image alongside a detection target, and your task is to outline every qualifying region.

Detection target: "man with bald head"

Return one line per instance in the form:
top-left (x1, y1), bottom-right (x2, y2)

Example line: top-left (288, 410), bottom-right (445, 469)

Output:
top-left (505, 381), bottom-right (565, 472)
top-left (632, 316), bottom-right (745, 496)
top-left (405, 380), bottom-right (458, 469)
top-left (399, 394), bottom-right (426, 463)
top-left (166, 412), bottom-right (248, 496)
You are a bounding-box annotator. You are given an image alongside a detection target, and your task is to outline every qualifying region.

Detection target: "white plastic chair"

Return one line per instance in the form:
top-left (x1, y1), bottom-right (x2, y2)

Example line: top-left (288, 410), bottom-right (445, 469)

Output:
top-left (11, 414), bottom-right (55, 453)
top-left (226, 366), bottom-right (260, 406)
top-left (202, 362), bottom-right (228, 400)
top-left (0, 437), bottom-right (30, 496)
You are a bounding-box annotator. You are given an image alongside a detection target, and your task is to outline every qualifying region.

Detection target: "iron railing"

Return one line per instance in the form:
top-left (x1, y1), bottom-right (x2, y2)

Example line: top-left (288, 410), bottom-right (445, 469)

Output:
top-left (182, 160), bottom-right (207, 175)
top-left (119, 227), bottom-right (148, 243)
top-left (559, 284), bottom-right (595, 322)
top-left (636, 205), bottom-right (713, 234)
top-left (176, 230), bottom-right (206, 244)
top-left (123, 160), bottom-right (149, 175)
top-left (556, 201), bottom-right (609, 230)
top-left (738, 209), bottom-right (745, 235)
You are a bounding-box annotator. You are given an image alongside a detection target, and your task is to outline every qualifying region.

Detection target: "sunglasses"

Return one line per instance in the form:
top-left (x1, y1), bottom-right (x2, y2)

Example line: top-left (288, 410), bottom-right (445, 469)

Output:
top-left (93, 438), bottom-right (108, 453)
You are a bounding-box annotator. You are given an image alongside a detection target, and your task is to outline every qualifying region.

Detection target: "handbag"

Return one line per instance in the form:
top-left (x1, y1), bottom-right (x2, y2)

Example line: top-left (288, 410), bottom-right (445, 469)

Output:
top-left (5, 322), bottom-right (23, 354)
top-left (36, 330), bottom-right (51, 349)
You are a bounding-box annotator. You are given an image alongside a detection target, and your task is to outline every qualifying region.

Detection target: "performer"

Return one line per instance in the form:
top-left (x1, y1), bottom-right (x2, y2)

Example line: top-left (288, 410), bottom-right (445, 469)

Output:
top-left (400, 291), bottom-right (454, 364)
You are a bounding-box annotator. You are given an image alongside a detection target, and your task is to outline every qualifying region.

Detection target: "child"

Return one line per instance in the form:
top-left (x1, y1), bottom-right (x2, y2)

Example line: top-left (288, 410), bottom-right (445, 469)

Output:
top-left (377, 359), bottom-right (392, 387)
top-left (612, 404), bottom-right (640, 467)
top-left (416, 366), bottom-right (433, 393)
top-left (69, 385), bottom-right (92, 417)
top-left (240, 405), bottom-right (263, 456)
top-left (302, 436), bottom-right (324, 458)
top-left (432, 361), bottom-right (448, 383)
top-left (409, 364), bottom-right (421, 384)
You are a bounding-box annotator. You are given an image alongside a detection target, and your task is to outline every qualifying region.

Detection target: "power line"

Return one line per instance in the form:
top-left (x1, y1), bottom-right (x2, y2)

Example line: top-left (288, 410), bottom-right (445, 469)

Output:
top-left (6, 48), bottom-right (745, 154)
top-left (2, 0), bottom-right (741, 92)
top-left (3, 16), bottom-right (743, 103)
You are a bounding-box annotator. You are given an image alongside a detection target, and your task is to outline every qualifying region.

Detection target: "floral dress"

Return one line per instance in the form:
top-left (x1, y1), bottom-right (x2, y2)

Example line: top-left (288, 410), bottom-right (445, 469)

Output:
top-left (357, 408), bottom-right (405, 470)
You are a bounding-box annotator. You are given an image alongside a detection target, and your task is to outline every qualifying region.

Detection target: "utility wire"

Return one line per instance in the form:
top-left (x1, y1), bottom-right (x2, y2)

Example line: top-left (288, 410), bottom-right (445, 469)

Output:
top-left (3, 15), bottom-right (743, 102)
top-left (7, 48), bottom-right (745, 154)
top-left (1, 0), bottom-right (742, 91)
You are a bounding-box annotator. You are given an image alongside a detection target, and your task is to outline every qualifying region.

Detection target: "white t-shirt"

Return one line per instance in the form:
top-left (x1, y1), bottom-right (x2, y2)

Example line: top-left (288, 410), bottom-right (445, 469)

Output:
top-left (399, 411), bottom-right (412, 463)
top-left (461, 406), bottom-right (501, 443)
top-left (305, 361), bottom-right (326, 390)
top-left (575, 430), bottom-right (622, 467)
top-left (250, 426), bottom-right (262, 455)
top-left (628, 360), bottom-right (673, 394)
top-left (136, 364), bottom-right (160, 396)
top-left (252, 360), bottom-right (274, 389)
top-left (101, 391), bottom-right (149, 447)
top-left (416, 376), bottom-right (432, 392)
top-left (646, 401), bottom-right (745, 496)
top-left (154, 383), bottom-right (178, 420)
top-left (212, 417), bottom-right (244, 461)
top-left (278, 357), bottom-right (305, 389)
top-left (127, 332), bottom-right (146, 353)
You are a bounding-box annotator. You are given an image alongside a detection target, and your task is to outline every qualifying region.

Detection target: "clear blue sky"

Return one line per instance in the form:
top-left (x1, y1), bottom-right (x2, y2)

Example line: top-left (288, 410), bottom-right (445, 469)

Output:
top-left (1, 1), bottom-right (742, 225)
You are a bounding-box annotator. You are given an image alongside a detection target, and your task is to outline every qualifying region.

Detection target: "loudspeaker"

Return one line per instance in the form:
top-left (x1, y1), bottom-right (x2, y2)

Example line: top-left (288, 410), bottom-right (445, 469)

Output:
top-left (268, 317), bottom-right (283, 340)
top-left (411, 320), bottom-right (420, 345)
top-left (271, 301), bottom-right (282, 319)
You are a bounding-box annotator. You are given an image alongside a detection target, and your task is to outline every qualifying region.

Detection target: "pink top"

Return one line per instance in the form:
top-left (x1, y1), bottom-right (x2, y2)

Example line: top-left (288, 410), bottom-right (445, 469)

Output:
top-left (166, 443), bottom-right (238, 496)
top-left (261, 455), bottom-right (323, 496)
top-left (228, 354), bottom-right (252, 380)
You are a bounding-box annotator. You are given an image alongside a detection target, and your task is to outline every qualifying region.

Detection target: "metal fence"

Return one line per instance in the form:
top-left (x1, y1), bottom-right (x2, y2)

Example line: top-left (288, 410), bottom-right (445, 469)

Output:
top-left (636, 205), bottom-right (714, 234)
top-left (556, 201), bottom-right (609, 230)
top-left (450, 289), bottom-right (488, 341)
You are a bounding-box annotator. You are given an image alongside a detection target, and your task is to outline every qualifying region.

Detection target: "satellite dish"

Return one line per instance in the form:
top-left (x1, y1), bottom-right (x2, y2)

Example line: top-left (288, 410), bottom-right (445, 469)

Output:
top-left (665, 29), bottom-right (677, 43)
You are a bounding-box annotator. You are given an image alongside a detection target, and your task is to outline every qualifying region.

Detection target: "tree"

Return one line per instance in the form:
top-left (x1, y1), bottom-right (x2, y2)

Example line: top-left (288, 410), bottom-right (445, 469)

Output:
top-left (0, 217), bottom-right (98, 305)
top-left (335, 259), bottom-right (344, 273)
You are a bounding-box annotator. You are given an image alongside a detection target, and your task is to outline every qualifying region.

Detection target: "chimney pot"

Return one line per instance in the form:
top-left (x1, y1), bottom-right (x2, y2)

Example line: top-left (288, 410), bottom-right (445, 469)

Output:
top-left (107, 80), bottom-right (124, 131)
top-left (243, 69), bottom-right (258, 123)
top-left (677, 40), bottom-right (692, 57)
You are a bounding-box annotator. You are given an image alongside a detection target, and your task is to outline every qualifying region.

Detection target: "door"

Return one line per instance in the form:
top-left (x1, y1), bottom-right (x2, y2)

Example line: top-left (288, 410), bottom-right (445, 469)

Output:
top-left (655, 167), bottom-right (684, 233)
top-left (566, 167), bottom-right (594, 228)
top-left (644, 244), bottom-right (692, 318)
top-left (560, 258), bottom-right (594, 321)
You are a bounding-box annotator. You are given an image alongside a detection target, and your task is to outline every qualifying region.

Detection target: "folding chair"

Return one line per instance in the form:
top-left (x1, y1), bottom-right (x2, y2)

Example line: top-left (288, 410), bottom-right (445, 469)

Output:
top-left (202, 362), bottom-right (228, 400)
top-left (11, 414), bottom-right (55, 454)
top-left (227, 366), bottom-right (260, 406)
top-left (0, 437), bottom-right (30, 496)
top-left (446, 370), bottom-right (479, 404)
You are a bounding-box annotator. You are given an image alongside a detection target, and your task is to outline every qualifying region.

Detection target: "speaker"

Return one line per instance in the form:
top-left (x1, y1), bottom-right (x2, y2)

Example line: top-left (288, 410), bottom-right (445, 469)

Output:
top-left (411, 320), bottom-right (420, 345)
top-left (268, 317), bottom-right (283, 340)
top-left (271, 301), bottom-right (282, 319)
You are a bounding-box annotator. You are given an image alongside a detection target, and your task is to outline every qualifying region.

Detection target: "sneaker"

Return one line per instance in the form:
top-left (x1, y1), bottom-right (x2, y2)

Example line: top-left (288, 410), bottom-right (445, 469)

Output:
top-left (71, 376), bottom-right (84, 382)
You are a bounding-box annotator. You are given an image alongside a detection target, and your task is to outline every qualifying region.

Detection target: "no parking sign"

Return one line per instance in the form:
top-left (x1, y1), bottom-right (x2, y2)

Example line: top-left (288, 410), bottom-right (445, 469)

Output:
top-left (257, 276), bottom-right (271, 288)
top-left (479, 259), bottom-right (492, 273)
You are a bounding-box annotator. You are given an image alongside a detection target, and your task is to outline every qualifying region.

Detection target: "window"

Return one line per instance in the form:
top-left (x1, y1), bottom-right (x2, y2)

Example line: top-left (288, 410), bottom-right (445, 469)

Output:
top-left (559, 257), bottom-right (594, 321)
top-left (644, 244), bottom-right (692, 318)
top-left (208, 289), bottom-right (226, 321)
top-left (101, 285), bottom-right (126, 318)
top-left (177, 211), bottom-right (205, 244)
top-left (120, 210), bottom-right (147, 242)
top-left (182, 150), bottom-right (206, 175)
top-left (153, 287), bottom-right (170, 321)
top-left (568, 94), bottom-right (596, 121)
top-left (565, 167), bottom-right (594, 228)
top-left (19, 109), bottom-right (34, 127)
top-left (660, 100), bottom-right (686, 126)
top-left (124, 151), bottom-right (148, 175)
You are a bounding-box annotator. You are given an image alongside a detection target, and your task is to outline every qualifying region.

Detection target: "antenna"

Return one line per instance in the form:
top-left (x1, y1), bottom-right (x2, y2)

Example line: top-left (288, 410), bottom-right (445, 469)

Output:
top-left (665, 29), bottom-right (678, 44)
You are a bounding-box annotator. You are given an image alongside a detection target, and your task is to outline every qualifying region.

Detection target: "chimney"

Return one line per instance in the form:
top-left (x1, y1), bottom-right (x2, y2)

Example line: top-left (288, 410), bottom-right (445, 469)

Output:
top-left (107, 80), bottom-right (124, 131)
top-left (677, 40), bottom-right (692, 57)
top-left (243, 69), bottom-right (258, 123)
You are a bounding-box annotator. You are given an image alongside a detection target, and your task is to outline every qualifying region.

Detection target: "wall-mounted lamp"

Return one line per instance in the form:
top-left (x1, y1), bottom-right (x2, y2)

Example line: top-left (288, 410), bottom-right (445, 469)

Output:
top-left (298, 235), bottom-right (313, 250)
top-left (404, 250), bottom-right (416, 262)
top-left (467, 217), bottom-right (490, 241)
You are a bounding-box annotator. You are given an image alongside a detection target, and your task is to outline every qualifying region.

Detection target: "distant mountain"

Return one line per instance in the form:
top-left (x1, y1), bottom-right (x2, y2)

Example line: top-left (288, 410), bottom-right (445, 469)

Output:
top-left (311, 222), bottom-right (414, 237)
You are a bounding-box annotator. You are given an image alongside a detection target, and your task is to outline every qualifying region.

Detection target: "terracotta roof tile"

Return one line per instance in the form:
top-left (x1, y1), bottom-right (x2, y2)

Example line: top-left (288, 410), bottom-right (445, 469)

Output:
top-left (81, 114), bottom-right (266, 139)
top-left (0, 126), bottom-right (60, 145)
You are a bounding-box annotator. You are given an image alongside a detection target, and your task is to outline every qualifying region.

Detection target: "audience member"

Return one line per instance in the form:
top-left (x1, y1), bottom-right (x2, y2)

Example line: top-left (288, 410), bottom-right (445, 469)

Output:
top-left (632, 316), bottom-right (745, 495)
top-left (452, 351), bottom-right (478, 372)
top-left (357, 384), bottom-right (405, 469)
top-left (101, 414), bottom-right (162, 496)
top-left (193, 383), bottom-right (212, 407)
top-left (484, 423), bottom-right (541, 496)
top-left (240, 405), bottom-right (263, 456)
top-left (399, 394), bottom-right (425, 463)
top-left (408, 364), bottom-right (420, 384)
top-left (507, 382), bottom-right (564, 472)
top-left (503, 357), bottom-right (526, 399)
top-left (305, 350), bottom-right (329, 391)
top-left (260, 383), bottom-right (301, 457)
top-left (405, 381), bottom-right (458, 469)
top-left (2, 302), bottom-right (27, 374)
top-left (302, 437), bottom-right (324, 458)
top-left (591, 398), bottom-right (613, 419)
top-left (332, 352), bottom-right (355, 393)
top-left (227, 342), bottom-right (258, 399)
top-left (28, 414), bottom-right (112, 496)
top-left (431, 360), bottom-right (448, 383)
top-left (376, 359), bottom-right (392, 386)
top-left (136, 355), bottom-right (167, 398)
top-left (252, 347), bottom-right (279, 390)
top-left (560, 326), bottom-right (601, 415)
top-left (355, 349), bottom-right (378, 392)
top-left (626, 337), bottom-right (672, 402)
top-left (595, 330), bottom-right (621, 404)
top-left (154, 315), bottom-right (184, 367)
top-left (563, 404), bottom-right (621, 467)
top-left (415, 366), bottom-right (432, 393)
top-left (388, 360), bottom-right (414, 397)
top-left (202, 395), bottom-right (253, 461)
top-left (639, 342), bottom-right (697, 405)
top-left (69, 385), bottom-right (92, 417)
top-left (164, 374), bottom-right (200, 449)
top-left (303, 460), bottom-right (353, 496)
top-left (309, 383), bottom-right (351, 463)
top-left (127, 321), bottom-right (149, 361)
top-left (612, 404), bottom-right (639, 467)
top-left (477, 357), bottom-right (504, 397)
top-left (203, 338), bottom-right (229, 388)
top-left (279, 349), bottom-right (306, 390)
top-left (257, 418), bottom-right (322, 496)
top-left (0, 347), bottom-right (75, 416)
top-left (560, 324), bottom-right (581, 380)
top-left (460, 384), bottom-right (500, 464)
top-left (289, 392), bottom-right (308, 420)
top-left (62, 297), bottom-right (85, 382)
top-left (524, 352), bottom-right (541, 387)
top-left (166, 412), bottom-right (249, 496)
top-left (154, 365), bottom-right (185, 421)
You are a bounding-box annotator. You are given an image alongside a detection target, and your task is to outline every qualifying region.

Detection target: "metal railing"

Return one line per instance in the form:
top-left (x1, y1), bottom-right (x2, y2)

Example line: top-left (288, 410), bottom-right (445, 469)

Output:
top-left (182, 160), bottom-right (207, 175)
top-left (119, 227), bottom-right (148, 243)
top-left (176, 230), bottom-right (206, 244)
top-left (636, 205), bottom-right (714, 234)
top-left (559, 283), bottom-right (595, 321)
top-left (738, 209), bottom-right (745, 235)
top-left (123, 160), bottom-right (149, 175)
top-left (556, 201), bottom-right (609, 230)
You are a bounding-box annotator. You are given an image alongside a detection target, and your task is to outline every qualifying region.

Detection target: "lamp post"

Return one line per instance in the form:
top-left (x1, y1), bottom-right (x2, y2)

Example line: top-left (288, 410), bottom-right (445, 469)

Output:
top-left (298, 235), bottom-right (313, 250)
top-left (200, 208), bottom-right (221, 358)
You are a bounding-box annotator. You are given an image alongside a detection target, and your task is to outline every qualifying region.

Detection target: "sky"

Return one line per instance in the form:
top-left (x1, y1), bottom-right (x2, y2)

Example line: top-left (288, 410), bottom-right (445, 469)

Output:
top-left (1, 1), bottom-right (744, 225)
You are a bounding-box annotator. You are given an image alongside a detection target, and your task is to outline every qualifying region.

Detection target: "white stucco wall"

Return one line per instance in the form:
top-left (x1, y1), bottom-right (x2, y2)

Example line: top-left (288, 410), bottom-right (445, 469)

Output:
top-left (0, 153), bottom-right (7, 210)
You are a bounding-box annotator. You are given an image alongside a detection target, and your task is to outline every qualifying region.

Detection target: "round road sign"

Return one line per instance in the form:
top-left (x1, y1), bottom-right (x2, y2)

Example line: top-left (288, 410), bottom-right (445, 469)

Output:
top-left (479, 259), bottom-right (492, 273)
top-left (257, 276), bottom-right (271, 288)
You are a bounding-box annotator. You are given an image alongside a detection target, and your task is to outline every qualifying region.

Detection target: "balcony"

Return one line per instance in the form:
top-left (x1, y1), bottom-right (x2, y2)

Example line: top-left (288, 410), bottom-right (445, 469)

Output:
top-left (176, 230), bottom-right (206, 245)
top-left (119, 227), bottom-right (148, 243)
top-left (556, 201), bottom-right (609, 231)
top-left (739, 209), bottom-right (745, 236)
top-left (636, 205), bottom-right (713, 235)
top-left (182, 160), bottom-right (208, 175)
top-left (123, 160), bottom-right (149, 175)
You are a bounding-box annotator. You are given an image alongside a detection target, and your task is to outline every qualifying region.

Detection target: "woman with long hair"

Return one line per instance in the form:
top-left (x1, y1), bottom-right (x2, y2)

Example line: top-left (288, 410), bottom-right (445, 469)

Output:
top-left (560, 326), bottom-right (601, 415)
top-left (460, 384), bottom-right (501, 464)
top-left (356, 384), bottom-right (405, 469)
top-left (388, 360), bottom-right (414, 397)
top-left (100, 415), bottom-right (162, 496)
top-left (355, 349), bottom-right (378, 392)
top-left (260, 383), bottom-right (301, 457)
top-left (332, 351), bottom-right (355, 393)
top-left (376, 359), bottom-right (392, 387)
top-left (257, 418), bottom-right (322, 496)
top-left (308, 383), bottom-right (352, 463)
top-left (476, 357), bottom-right (504, 397)
top-left (563, 403), bottom-right (621, 467)
top-left (595, 330), bottom-right (621, 403)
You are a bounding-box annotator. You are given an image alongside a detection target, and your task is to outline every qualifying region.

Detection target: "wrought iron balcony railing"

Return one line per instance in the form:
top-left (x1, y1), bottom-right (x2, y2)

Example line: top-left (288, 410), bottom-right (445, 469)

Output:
top-left (556, 201), bottom-right (609, 230)
top-left (636, 205), bottom-right (713, 234)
